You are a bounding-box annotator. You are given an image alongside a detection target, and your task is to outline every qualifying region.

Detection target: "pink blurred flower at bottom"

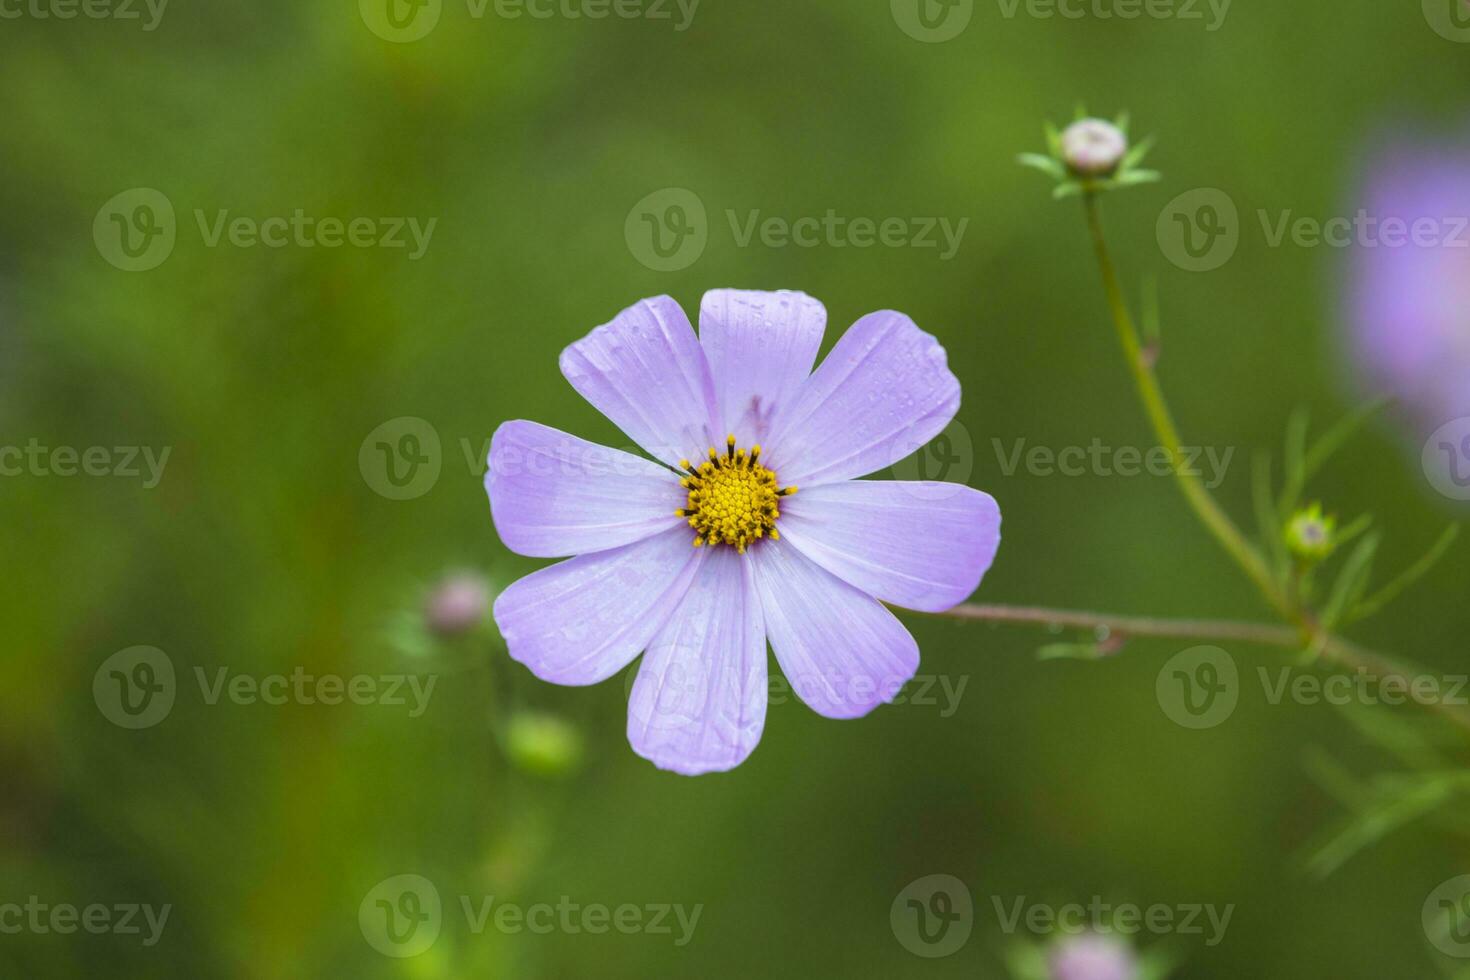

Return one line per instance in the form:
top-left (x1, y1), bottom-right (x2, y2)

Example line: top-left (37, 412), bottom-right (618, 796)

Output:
top-left (1048, 934), bottom-right (1138, 980)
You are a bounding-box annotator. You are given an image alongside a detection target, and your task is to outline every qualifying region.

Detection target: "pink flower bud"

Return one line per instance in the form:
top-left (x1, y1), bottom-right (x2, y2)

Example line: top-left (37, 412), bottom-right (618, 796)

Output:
top-left (1062, 119), bottom-right (1128, 177)
top-left (1049, 934), bottom-right (1138, 980)
top-left (425, 573), bottom-right (491, 636)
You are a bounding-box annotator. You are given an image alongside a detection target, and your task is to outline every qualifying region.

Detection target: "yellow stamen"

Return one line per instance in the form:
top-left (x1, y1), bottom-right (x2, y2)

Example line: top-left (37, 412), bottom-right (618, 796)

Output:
top-left (676, 437), bottom-right (794, 554)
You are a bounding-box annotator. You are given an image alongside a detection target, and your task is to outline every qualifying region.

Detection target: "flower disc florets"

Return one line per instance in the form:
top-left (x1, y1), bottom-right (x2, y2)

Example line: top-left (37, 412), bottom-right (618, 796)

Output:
top-left (677, 435), bottom-right (796, 553)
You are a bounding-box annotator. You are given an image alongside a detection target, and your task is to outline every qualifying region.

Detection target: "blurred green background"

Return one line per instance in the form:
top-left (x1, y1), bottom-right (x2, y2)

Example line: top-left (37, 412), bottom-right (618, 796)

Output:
top-left (4, 0), bottom-right (1470, 976)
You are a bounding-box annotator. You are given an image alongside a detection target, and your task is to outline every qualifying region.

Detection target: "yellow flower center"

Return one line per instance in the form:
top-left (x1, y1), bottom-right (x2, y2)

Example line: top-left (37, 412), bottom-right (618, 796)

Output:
top-left (676, 435), bottom-right (797, 554)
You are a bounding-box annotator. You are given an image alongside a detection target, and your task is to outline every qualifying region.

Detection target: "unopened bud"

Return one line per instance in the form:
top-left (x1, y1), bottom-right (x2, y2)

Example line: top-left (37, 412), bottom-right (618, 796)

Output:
top-left (1285, 504), bottom-right (1336, 562)
top-left (1061, 119), bottom-right (1128, 177)
top-left (425, 573), bottom-right (491, 637)
top-left (1049, 934), bottom-right (1138, 980)
top-left (504, 712), bottom-right (583, 777)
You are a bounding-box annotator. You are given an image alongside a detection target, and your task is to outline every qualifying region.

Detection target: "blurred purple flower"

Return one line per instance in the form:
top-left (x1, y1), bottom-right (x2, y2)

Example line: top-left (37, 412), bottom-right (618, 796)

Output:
top-left (425, 573), bottom-right (491, 636)
top-left (485, 290), bottom-right (1001, 775)
top-left (1347, 132), bottom-right (1470, 434)
top-left (1049, 934), bottom-right (1138, 980)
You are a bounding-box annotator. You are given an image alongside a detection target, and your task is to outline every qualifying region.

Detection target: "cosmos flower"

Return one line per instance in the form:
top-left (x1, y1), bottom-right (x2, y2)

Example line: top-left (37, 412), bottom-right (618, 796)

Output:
top-left (1346, 132), bottom-right (1470, 436)
top-left (485, 290), bottom-right (1000, 775)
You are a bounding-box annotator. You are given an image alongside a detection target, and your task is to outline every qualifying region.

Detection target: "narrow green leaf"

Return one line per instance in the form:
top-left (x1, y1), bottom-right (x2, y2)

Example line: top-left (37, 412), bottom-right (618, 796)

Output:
top-left (1035, 642), bottom-right (1103, 661)
top-left (1334, 513), bottom-right (1374, 548)
top-left (1321, 532), bottom-right (1380, 629)
top-left (1044, 121), bottom-right (1062, 157)
top-left (1052, 182), bottom-right (1083, 200)
top-left (1350, 524), bottom-right (1461, 624)
top-left (1252, 451), bottom-right (1287, 578)
top-left (1278, 407), bottom-right (1311, 515)
top-left (1302, 395), bottom-right (1393, 482)
top-left (1017, 153), bottom-right (1065, 178)
top-left (1121, 134), bottom-right (1154, 170)
top-left (1114, 169), bottom-right (1161, 186)
top-left (1304, 772), bottom-right (1459, 877)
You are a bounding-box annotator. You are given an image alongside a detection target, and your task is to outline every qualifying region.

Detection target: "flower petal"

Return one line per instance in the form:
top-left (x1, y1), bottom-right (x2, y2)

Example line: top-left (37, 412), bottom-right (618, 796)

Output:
top-left (486, 420), bottom-right (685, 558)
top-left (698, 289), bottom-right (826, 444)
top-left (627, 547), bottom-right (767, 775)
top-left (749, 537), bottom-right (919, 719)
top-left (777, 481), bottom-right (1001, 612)
top-left (766, 311), bottom-right (960, 488)
top-left (560, 295), bottom-right (722, 468)
top-left (493, 526), bottom-right (704, 686)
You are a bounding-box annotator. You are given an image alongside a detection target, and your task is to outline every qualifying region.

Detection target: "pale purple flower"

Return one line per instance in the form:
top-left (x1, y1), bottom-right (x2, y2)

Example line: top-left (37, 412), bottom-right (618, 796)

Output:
top-left (485, 290), bottom-right (1001, 775)
top-left (1347, 132), bottom-right (1470, 434)
top-left (1049, 934), bottom-right (1138, 980)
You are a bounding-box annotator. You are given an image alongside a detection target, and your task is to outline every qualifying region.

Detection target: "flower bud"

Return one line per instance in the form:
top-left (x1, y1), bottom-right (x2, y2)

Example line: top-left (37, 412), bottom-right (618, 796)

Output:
top-left (1061, 119), bottom-right (1128, 177)
top-left (424, 572), bottom-right (491, 637)
top-left (1285, 503), bottom-right (1336, 562)
top-left (1049, 934), bottom-right (1138, 980)
top-left (504, 712), bottom-right (583, 777)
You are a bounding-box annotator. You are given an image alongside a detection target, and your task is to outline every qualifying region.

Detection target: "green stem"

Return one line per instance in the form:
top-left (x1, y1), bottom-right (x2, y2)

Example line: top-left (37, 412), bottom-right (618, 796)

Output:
top-left (932, 601), bottom-right (1470, 734)
top-left (1082, 193), bottom-right (1287, 616)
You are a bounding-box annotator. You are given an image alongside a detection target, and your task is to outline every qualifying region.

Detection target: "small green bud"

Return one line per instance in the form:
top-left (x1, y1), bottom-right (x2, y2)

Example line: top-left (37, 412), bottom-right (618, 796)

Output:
top-left (1285, 504), bottom-right (1336, 561)
top-left (503, 712), bottom-right (583, 777)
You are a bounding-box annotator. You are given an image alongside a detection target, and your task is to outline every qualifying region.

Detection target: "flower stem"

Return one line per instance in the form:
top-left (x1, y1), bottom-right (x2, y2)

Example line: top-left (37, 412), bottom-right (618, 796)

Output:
top-left (1082, 193), bottom-right (1287, 616)
top-left (931, 601), bottom-right (1470, 734)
